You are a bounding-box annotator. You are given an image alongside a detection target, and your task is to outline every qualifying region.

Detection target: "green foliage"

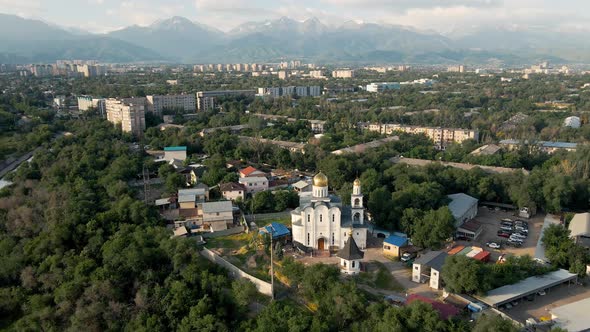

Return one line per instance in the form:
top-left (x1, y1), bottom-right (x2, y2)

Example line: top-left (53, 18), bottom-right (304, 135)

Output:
top-left (411, 207), bottom-right (455, 249)
top-left (442, 255), bottom-right (483, 294)
top-left (542, 224), bottom-right (590, 276)
top-left (471, 314), bottom-right (519, 332)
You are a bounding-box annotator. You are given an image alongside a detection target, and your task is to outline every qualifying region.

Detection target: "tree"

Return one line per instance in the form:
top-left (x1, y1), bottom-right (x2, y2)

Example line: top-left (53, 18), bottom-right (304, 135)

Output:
top-left (472, 314), bottom-right (518, 332)
top-left (232, 279), bottom-right (259, 307)
top-left (252, 191), bottom-right (275, 213)
top-left (442, 255), bottom-right (482, 294)
top-left (166, 172), bottom-right (185, 193)
top-left (274, 190), bottom-right (298, 212)
top-left (412, 207), bottom-right (455, 249)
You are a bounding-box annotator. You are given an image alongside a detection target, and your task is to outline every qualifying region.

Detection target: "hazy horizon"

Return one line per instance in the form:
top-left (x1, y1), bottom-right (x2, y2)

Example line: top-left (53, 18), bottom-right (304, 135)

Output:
top-left (1, 0), bottom-right (589, 35)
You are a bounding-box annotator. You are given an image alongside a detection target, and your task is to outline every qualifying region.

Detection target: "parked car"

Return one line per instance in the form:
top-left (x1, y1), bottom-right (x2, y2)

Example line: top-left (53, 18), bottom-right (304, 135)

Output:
top-left (507, 241), bottom-right (522, 247)
top-left (400, 252), bottom-right (416, 263)
top-left (515, 226), bottom-right (528, 233)
top-left (504, 303), bottom-right (513, 309)
top-left (538, 290), bottom-right (546, 296)
top-left (498, 231), bottom-right (511, 238)
top-left (500, 225), bottom-right (513, 232)
top-left (501, 218), bottom-right (513, 223)
top-left (501, 221), bottom-right (513, 227)
top-left (486, 242), bottom-right (501, 249)
top-left (512, 233), bottom-right (527, 239)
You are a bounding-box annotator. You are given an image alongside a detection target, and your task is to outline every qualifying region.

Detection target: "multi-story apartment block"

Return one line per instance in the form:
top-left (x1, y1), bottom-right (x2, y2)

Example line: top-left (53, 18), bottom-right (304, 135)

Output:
top-left (278, 71), bottom-right (289, 80)
top-left (257, 86), bottom-right (321, 98)
top-left (447, 65), bottom-right (465, 73)
top-left (196, 90), bottom-right (256, 112)
top-left (309, 70), bottom-right (325, 78)
top-left (105, 98), bottom-right (146, 137)
top-left (77, 96), bottom-right (106, 115)
top-left (332, 69), bottom-right (355, 78)
top-left (366, 82), bottom-right (401, 93)
top-left (146, 94), bottom-right (196, 114)
top-left (364, 123), bottom-right (479, 149)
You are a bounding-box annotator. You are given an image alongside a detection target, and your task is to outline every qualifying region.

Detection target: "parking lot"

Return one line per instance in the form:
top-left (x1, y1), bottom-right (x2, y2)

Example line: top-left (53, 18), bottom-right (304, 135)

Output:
top-left (503, 281), bottom-right (590, 323)
top-left (455, 207), bottom-right (545, 261)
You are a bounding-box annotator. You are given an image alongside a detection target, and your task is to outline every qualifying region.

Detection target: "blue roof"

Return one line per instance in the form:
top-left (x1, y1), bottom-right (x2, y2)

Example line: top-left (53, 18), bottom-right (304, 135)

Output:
top-left (384, 235), bottom-right (408, 247)
top-left (164, 146), bottom-right (187, 151)
top-left (259, 222), bottom-right (290, 239)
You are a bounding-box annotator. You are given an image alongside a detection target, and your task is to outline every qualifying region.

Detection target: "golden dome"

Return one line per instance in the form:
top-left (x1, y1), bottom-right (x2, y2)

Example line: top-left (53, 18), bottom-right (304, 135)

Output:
top-left (353, 178), bottom-right (361, 186)
top-left (313, 171), bottom-right (328, 187)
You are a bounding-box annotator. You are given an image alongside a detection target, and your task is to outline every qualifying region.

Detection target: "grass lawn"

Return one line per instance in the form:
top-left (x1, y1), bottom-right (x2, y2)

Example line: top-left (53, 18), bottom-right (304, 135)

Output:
top-left (206, 232), bottom-right (254, 250)
top-left (254, 216), bottom-right (291, 228)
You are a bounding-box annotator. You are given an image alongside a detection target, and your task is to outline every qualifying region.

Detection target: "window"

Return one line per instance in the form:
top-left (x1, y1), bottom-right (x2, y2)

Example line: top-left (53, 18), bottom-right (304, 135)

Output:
top-left (332, 233), bottom-right (335, 245)
top-left (307, 215), bottom-right (310, 222)
top-left (352, 261), bottom-right (355, 268)
top-left (332, 214), bottom-right (335, 222)
top-left (320, 215), bottom-right (322, 222)
top-left (216, 212), bottom-right (219, 216)
top-left (344, 261), bottom-right (347, 267)
top-left (432, 271), bottom-right (437, 276)
top-left (384, 245), bottom-right (391, 250)
top-left (307, 233), bottom-right (310, 246)
top-left (414, 266), bottom-right (419, 270)
top-left (356, 232), bottom-right (359, 236)
top-left (344, 232), bottom-right (347, 237)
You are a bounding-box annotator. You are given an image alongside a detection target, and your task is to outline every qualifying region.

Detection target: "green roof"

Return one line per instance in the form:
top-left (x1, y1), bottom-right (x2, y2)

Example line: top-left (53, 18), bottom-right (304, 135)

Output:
top-left (164, 146), bottom-right (187, 151)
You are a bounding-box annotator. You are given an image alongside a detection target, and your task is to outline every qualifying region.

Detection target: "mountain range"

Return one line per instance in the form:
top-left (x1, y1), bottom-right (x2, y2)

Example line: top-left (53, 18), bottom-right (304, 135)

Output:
top-left (1, 13), bottom-right (589, 65)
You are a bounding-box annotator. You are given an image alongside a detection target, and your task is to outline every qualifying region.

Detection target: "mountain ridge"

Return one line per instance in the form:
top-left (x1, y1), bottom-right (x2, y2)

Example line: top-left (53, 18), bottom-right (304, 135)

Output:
top-left (0, 13), bottom-right (586, 64)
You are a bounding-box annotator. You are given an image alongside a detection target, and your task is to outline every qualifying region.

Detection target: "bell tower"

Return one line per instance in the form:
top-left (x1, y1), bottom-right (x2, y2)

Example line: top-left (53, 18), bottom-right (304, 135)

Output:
top-left (351, 178), bottom-right (364, 224)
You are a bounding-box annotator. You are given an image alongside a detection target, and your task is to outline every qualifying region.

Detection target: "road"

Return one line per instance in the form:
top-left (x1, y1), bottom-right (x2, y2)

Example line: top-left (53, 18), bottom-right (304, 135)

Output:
top-left (0, 150), bottom-right (34, 179)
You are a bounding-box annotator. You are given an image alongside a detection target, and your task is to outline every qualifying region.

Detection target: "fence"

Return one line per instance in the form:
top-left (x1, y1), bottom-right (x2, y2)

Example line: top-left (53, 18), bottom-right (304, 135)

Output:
top-left (244, 211), bottom-right (291, 223)
top-left (201, 225), bottom-right (245, 239)
top-left (200, 248), bottom-right (273, 296)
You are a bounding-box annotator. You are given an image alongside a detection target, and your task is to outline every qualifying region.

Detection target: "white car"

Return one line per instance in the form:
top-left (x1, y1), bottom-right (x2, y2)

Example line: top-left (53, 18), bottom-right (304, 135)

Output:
top-left (486, 242), bottom-right (501, 249)
top-left (512, 233), bottom-right (527, 239)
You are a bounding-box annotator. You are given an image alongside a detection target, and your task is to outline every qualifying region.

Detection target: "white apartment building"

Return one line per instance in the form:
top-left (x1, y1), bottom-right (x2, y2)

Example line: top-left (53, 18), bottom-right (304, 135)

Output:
top-left (196, 90), bottom-right (256, 112)
top-left (366, 82), bottom-right (401, 93)
top-left (105, 98), bottom-right (146, 137)
top-left (257, 86), bottom-right (321, 98)
top-left (365, 123), bottom-right (479, 149)
top-left (146, 94), bottom-right (196, 114)
top-left (332, 69), bottom-right (355, 78)
top-left (309, 70), bottom-right (325, 78)
top-left (77, 96), bottom-right (106, 115)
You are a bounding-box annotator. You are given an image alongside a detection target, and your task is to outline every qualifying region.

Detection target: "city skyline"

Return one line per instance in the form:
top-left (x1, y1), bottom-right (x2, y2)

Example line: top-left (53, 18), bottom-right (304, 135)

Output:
top-left (1, 0), bottom-right (590, 35)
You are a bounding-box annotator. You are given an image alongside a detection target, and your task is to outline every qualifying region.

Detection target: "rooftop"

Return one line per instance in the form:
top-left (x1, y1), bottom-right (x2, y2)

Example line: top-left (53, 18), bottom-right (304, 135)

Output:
top-left (569, 212), bottom-right (590, 238)
top-left (551, 296), bottom-right (590, 332)
top-left (240, 166), bottom-right (260, 176)
top-left (219, 182), bottom-right (245, 192)
top-left (406, 294), bottom-right (460, 320)
top-left (477, 269), bottom-right (577, 307)
top-left (202, 201), bottom-right (233, 214)
top-left (447, 193), bottom-right (478, 223)
top-left (384, 235), bottom-right (408, 247)
top-left (259, 222), bottom-right (290, 239)
top-left (414, 251), bottom-right (448, 271)
top-left (337, 236), bottom-right (364, 260)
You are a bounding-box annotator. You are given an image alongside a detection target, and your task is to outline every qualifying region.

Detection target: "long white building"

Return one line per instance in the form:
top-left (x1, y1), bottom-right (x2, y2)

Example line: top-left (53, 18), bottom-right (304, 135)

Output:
top-left (362, 123), bottom-right (479, 149)
top-left (146, 94), bottom-right (196, 114)
top-left (257, 86), bottom-right (321, 98)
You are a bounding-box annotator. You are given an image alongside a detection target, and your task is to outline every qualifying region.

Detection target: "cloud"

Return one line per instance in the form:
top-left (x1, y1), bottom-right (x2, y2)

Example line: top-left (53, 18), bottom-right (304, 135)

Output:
top-left (319, 0), bottom-right (502, 11)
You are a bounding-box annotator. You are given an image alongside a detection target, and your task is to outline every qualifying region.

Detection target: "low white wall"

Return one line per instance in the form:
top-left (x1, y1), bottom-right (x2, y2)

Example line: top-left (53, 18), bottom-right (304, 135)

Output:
top-left (200, 248), bottom-right (273, 296)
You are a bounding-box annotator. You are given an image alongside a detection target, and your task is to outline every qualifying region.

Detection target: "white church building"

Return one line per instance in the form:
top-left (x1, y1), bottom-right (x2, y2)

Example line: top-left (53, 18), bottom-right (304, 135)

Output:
top-left (291, 172), bottom-right (368, 251)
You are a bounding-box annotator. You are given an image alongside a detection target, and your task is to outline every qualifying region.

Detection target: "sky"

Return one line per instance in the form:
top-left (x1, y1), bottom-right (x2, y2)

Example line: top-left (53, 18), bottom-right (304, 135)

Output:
top-left (1, 0), bottom-right (589, 35)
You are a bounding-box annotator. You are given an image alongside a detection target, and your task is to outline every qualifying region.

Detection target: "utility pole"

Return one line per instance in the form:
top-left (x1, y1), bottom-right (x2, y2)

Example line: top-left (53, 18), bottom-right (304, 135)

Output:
top-left (269, 224), bottom-right (275, 301)
top-left (143, 164), bottom-right (151, 204)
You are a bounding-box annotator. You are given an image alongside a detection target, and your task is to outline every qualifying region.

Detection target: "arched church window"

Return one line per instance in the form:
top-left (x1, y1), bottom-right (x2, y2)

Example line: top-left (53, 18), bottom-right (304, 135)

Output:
top-left (320, 215), bottom-right (322, 222)
top-left (354, 198), bottom-right (360, 207)
top-left (353, 212), bottom-right (360, 222)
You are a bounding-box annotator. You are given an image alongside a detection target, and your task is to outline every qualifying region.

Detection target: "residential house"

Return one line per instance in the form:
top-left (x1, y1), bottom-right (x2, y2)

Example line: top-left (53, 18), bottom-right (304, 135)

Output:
top-left (164, 146), bottom-right (187, 161)
top-left (220, 182), bottom-right (246, 201)
top-left (383, 235), bottom-right (409, 258)
top-left (292, 180), bottom-right (311, 192)
top-left (412, 251), bottom-right (448, 290)
top-left (239, 176), bottom-right (269, 194)
top-left (178, 188), bottom-right (209, 218)
top-left (239, 166), bottom-right (267, 178)
top-left (201, 201), bottom-right (234, 231)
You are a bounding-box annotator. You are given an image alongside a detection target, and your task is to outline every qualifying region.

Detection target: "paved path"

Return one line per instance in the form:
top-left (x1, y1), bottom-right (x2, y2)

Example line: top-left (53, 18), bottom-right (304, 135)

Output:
top-left (534, 214), bottom-right (560, 262)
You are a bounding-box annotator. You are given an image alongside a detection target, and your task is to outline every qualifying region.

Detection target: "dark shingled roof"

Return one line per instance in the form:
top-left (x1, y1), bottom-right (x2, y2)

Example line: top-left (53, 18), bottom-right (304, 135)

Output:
top-left (337, 236), bottom-right (364, 260)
